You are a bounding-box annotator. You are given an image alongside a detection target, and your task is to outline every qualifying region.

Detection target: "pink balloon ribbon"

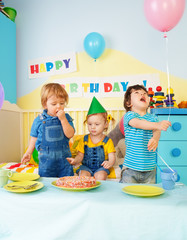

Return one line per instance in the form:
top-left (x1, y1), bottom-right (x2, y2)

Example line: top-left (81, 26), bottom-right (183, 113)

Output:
top-left (0, 82), bottom-right (4, 109)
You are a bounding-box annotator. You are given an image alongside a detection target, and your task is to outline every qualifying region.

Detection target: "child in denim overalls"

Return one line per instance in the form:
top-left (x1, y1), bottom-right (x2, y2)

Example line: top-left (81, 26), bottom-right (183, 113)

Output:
top-left (21, 83), bottom-right (75, 177)
top-left (67, 97), bottom-right (116, 180)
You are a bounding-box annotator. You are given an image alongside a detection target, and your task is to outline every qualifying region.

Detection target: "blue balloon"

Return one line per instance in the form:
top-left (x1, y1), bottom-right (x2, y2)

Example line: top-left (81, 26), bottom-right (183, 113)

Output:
top-left (84, 32), bottom-right (106, 60)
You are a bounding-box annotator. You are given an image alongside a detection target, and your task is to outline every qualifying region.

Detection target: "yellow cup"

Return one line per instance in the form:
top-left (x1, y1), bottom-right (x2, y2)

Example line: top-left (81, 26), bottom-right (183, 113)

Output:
top-left (0, 168), bottom-right (13, 187)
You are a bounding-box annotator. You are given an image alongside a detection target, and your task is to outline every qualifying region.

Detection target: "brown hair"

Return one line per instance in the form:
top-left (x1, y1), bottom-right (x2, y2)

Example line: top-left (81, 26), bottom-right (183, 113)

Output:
top-left (41, 83), bottom-right (69, 108)
top-left (123, 84), bottom-right (148, 112)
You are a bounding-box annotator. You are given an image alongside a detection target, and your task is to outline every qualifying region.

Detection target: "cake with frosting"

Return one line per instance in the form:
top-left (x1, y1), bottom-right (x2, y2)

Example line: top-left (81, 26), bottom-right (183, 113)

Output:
top-left (56, 176), bottom-right (96, 188)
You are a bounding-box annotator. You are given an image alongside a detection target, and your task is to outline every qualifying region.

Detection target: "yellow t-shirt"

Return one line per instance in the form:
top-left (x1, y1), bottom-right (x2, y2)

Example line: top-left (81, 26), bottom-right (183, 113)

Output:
top-left (76, 135), bottom-right (116, 160)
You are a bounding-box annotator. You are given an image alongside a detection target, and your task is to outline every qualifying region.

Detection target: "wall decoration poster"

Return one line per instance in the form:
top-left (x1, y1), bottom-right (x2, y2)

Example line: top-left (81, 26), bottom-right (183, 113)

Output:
top-left (55, 74), bottom-right (160, 98)
top-left (28, 52), bottom-right (77, 79)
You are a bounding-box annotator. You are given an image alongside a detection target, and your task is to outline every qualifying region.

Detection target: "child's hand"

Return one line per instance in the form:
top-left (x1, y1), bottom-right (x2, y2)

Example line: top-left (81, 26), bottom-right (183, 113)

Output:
top-left (21, 153), bottom-right (31, 164)
top-left (157, 120), bottom-right (171, 131)
top-left (56, 110), bottom-right (66, 121)
top-left (67, 157), bottom-right (77, 165)
top-left (148, 138), bottom-right (158, 152)
top-left (101, 161), bottom-right (113, 169)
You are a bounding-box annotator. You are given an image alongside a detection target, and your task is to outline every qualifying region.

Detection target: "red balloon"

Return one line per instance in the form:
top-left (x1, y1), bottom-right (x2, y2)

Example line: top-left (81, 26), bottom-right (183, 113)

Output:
top-left (144, 0), bottom-right (185, 32)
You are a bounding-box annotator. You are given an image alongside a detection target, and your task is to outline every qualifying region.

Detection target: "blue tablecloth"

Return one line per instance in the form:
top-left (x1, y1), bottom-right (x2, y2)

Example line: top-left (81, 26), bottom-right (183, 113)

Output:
top-left (0, 178), bottom-right (187, 240)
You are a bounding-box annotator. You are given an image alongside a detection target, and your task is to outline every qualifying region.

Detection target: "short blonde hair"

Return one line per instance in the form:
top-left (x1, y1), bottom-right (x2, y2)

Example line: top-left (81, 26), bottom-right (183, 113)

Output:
top-left (84, 112), bottom-right (115, 132)
top-left (41, 83), bottom-right (69, 108)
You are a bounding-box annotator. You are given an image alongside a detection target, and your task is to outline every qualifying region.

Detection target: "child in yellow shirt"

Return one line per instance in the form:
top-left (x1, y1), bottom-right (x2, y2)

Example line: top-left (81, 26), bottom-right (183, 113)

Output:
top-left (67, 97), bottom-right (116, 180)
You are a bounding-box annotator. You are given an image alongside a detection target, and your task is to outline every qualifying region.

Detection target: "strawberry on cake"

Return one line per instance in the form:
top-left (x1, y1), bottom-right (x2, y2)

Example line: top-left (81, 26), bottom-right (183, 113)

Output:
top-left (56, 176), bottom-right (96, 188)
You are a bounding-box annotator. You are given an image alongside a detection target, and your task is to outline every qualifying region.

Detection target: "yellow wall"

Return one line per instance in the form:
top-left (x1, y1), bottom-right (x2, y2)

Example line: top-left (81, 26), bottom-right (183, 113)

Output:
top-left (17, 49), bottom-right (187, 110)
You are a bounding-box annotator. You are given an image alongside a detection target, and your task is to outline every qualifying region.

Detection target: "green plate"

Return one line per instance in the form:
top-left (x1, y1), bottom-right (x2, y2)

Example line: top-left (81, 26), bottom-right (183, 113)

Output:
top-left (9, 172), bottom-right (40, 182)
top-left (51, 180), bottom-right (101, 191)
top-left (4, 180), bottom-right (44, 193)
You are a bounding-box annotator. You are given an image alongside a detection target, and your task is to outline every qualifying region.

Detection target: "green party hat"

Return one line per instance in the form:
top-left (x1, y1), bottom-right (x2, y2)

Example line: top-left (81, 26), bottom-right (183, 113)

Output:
top-left (87, 97), bottom-right (107, 116)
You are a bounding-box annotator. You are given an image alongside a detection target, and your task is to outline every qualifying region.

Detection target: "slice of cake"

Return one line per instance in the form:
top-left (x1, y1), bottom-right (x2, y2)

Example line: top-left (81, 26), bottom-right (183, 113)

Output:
top-left (56, 176), bottom-right (96, 188)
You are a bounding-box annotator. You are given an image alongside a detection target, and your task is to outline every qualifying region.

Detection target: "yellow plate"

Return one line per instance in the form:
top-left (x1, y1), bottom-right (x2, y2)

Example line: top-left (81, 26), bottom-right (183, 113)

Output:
top-left (9, 172), bottom-right (40, 182)
top-left (4, 180), bottom-right (44, 193)
top-left (51, 180), bottom-right (101, 191)
top-left (122, 185), bottom-right (165, 197)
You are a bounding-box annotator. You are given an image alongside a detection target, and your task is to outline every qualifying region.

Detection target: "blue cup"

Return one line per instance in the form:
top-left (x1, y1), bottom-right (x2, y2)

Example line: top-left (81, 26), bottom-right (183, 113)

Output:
top-left (160, 169), bottom-right (178, 190)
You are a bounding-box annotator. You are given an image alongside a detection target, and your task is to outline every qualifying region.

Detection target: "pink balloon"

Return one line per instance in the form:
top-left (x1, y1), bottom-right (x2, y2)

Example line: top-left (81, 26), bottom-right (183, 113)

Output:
top-left (0, 82), bottom-right (4, 110)
top-left (144, 0), bottom-right (185, 32)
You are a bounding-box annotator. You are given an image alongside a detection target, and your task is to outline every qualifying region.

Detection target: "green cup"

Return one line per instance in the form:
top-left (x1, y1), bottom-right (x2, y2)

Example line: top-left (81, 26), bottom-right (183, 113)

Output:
top-left (0, 168), bottom-right (13, 187)
top-left (3, 7), bottom-right (17, 22)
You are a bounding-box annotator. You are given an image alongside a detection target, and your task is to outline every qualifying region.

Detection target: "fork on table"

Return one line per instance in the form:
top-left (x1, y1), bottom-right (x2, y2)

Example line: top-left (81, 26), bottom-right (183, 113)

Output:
top-left (7, 183), bottom-right (38, 190)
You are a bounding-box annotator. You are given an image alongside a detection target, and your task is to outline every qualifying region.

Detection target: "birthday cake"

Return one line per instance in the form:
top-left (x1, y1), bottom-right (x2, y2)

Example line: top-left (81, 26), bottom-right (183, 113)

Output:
top-left (56, 176), bottom-right (96, 188)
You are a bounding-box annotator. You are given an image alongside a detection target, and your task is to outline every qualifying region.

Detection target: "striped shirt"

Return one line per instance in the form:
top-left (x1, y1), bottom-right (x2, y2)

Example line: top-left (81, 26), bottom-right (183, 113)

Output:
top-left (123, 111), bottom-right (158, 171)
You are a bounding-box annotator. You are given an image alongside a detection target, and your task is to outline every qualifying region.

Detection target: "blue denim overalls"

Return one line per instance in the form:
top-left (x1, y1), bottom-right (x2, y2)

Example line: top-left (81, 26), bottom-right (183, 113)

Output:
top-left (82, 134), bottom-right (109, 173)
top-left (39, 114), bottom-right (74, 177)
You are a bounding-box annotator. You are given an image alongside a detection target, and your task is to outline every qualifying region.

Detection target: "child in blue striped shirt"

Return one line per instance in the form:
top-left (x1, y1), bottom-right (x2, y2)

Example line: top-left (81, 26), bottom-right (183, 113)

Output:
top-left (120, 85), bottom-right (171, 183)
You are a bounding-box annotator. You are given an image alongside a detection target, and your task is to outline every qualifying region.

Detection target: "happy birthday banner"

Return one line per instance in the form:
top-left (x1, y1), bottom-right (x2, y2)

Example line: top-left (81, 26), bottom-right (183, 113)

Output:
top-left (55, 74), bottom-right (160, 98)
top-left (28, 52), bottom-right (77, 79)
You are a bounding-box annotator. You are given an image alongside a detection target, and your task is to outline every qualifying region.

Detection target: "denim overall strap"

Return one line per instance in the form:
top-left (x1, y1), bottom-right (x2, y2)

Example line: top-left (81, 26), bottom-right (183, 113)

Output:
top-left (41, 117), bottom-right (66, 150)
top-left (82, 135), bottom-right (109, 172)
top-left (39, 117), bottom-right (73, 177)
top-left (102, 136), bottom-right (109, 144)
top-left (84, 134), bottom-right (89, 142)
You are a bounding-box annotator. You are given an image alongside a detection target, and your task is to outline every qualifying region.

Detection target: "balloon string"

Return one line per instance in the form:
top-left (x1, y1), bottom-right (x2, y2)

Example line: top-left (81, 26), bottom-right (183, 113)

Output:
top-left (157, 152), bottom-right (175, 173)
top-left (163, 33), bottom-right (171, 121)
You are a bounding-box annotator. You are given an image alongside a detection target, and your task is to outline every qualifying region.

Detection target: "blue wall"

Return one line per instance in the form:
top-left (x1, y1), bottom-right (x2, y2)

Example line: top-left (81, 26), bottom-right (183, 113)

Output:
top-left (0, 13), bottom-right (16, 103)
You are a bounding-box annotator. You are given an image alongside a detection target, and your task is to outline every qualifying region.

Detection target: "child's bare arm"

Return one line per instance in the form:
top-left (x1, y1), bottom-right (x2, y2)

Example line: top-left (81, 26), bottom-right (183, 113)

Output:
top-left (57, 110), bottom-right (75, 138)
top-left (21, 137), bottom-right (37, 164)
top-left (147, 129), bottom-right (161, 152)
top-left (152, 129), bottom-right (161, 141)
top-left (129, 118), bottom-right (171, 131)
top-left (67, 151), bottom-right (84, 165)
top-left (101, 152), bottom-right (116, 169)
